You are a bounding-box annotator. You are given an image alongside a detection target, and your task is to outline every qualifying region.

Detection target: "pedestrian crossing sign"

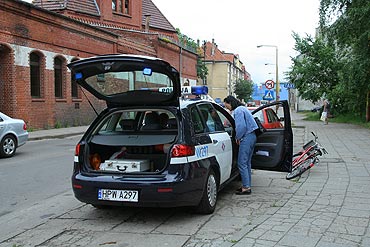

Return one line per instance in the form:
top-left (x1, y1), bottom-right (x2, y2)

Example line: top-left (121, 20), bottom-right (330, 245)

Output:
top-left (263, 90), bottom-right (275, 100)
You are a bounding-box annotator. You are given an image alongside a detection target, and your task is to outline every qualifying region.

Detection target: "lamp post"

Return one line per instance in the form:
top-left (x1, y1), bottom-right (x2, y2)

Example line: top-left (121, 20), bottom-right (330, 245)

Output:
top-left (257, 45), bottom-right (279, 102)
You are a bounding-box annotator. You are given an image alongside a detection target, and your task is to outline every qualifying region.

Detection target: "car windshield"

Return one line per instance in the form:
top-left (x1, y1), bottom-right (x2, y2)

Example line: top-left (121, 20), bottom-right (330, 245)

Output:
top-left (84, 70), bottom-right (173, 97)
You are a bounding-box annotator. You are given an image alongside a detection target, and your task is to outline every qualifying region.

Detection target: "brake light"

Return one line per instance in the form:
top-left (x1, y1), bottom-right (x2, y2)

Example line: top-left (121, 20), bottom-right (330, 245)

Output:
top-left (171, 144), bottom-right (195, 157)
top-left (23, 123), bottom-right (27, 131)
top-left (75, 144), bottom-right (80, 156)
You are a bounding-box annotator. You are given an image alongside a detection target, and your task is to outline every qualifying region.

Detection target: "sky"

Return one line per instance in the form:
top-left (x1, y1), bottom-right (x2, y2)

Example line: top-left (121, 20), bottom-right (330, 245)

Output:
top-left (151, 0), bottom-right (321, 85)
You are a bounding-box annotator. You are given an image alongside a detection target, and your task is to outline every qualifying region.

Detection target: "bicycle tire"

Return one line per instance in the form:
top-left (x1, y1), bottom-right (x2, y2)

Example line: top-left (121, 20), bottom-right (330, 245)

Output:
top-left (286, 159), bottom-right (314, 180)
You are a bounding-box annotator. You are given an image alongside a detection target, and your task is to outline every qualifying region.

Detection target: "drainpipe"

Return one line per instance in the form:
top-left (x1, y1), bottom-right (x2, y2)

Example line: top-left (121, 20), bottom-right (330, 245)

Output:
top-left (179, 46), bottom-right (182, 83)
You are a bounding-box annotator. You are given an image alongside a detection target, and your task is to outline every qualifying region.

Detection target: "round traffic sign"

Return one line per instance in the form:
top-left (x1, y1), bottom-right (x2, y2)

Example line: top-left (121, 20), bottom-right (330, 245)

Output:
top-left (265, 80), bottom-right (275, 90)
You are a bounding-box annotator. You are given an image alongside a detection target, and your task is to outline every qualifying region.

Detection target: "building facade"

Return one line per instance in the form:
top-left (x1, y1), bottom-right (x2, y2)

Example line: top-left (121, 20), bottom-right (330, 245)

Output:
top-left (0, 0), bottom-right (197, 129)
top-left (202, 39), bottom-right (250, 102)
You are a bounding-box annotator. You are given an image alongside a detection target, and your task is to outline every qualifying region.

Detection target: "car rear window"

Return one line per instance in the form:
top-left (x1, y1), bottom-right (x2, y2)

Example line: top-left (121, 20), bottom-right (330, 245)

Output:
top-left (84, 71), bottom-right (173, 97)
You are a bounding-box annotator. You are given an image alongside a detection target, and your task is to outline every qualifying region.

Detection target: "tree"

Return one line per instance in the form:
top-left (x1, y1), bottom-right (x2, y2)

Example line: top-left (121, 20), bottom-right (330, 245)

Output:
top-left (288, 0), bottom-right (370, 117)
top-left (234, 79), bottom-right (254, 102)
top-left (287, 32), bottom-right (339, 103)
top-left (176, 29), bottom-right (208, 81)
top-left (318, 0), bottom-right (370, 116)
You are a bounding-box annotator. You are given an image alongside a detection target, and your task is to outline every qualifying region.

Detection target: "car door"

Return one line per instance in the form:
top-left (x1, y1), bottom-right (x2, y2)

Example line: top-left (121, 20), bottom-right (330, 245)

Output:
top-left (191, 103), bottom-right (233, 184)
top-left (250, 101), bottom-right (293, 172)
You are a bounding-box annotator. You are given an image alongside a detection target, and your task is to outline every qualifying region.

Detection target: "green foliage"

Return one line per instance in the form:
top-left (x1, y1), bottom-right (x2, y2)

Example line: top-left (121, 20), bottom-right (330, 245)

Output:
top-left (176, 29), bottom-right (208, 80)
top-left (287, 33), bottom-right (339, 103)
top-left (234, 79), bottom-right (254, 102)
top-left (197, 56), bottom-right (208, 80)
top-left (288, 0), bottom-right (370, 118)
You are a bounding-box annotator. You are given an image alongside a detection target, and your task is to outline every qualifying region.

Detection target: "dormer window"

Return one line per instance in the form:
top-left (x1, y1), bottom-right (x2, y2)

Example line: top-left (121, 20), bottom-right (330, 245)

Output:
top-left (112, 0), bottom-right (130, 15)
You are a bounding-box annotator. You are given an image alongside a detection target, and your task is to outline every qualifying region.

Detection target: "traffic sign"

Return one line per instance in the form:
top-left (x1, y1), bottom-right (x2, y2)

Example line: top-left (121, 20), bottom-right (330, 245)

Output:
top-left (265, 80), bottom-right (275, 90)
top-left (263, 90), bottom-right (275, 100)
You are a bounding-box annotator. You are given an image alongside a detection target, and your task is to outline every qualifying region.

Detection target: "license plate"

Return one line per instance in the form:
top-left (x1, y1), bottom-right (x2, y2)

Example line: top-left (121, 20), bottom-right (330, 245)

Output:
top-left (98, 189), bottom-right (138, 202)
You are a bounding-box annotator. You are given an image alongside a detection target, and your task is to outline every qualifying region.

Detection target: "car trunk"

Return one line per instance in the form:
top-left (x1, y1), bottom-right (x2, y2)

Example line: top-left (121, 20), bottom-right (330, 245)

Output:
top-left (82, 109), bottom-right (179, 174)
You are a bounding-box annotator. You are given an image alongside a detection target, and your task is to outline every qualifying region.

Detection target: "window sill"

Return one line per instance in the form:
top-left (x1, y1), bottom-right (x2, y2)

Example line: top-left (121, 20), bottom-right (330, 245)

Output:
top-left (113, 11), bottom-right (131, 18)
top-left (56, 99), bottom-right (67, 102)
top-left (32, 98), bottom-right (45, 102)
top-left (72, 98), bottom-right (82, 102)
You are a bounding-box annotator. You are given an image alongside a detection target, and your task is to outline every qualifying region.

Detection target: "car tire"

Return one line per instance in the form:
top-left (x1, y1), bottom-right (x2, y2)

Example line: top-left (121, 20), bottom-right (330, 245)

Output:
top-left (195, 169), bottom-right (218, 214)
top-left (0, 135), bottom-right (17, 158)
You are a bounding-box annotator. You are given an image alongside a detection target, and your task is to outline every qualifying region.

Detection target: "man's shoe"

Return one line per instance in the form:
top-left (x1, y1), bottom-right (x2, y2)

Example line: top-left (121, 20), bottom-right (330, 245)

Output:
top-left (235, 188), bottom-right (251, 195)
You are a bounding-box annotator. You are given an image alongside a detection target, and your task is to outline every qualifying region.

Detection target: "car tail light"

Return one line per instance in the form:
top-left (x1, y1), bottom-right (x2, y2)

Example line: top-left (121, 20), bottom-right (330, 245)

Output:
top-left (75, 144), bottom-right (80, 156)
top-left (23, 123), bottom-right (27, 131)
top-left (171, 144), bottom-right (195, 157)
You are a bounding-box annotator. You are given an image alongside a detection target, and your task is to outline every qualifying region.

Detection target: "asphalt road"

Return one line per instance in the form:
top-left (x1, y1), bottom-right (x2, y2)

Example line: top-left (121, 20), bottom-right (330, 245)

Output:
top-left (0, 135), bottom-right (81, 217)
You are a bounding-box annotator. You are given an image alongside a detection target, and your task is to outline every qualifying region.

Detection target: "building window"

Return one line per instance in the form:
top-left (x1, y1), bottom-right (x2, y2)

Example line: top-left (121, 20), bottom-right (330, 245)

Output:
top-left (112, 0), bottom-right (117, 11)
top-left (112, 0), bottom-right (129, 14)
top-left (30, 52), bottom-right (41, 98)
top-left (54, 57), bottom-right (64, 99)
top-left (124, 0), bottom-right (129, 14)
top-left (71, 58), bottom-right (79, 99)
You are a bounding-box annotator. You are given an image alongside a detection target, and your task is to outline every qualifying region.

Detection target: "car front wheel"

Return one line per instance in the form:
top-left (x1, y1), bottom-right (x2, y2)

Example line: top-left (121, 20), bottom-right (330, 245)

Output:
top-left (0, 135), bottom-right (17, 158)
top-left (195, 169), bottom-right (218, 214)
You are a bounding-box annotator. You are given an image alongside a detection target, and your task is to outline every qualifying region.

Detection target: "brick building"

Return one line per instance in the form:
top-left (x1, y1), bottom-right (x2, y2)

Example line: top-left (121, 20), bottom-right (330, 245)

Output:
top-left (0, 0), bottom-right (197, 129)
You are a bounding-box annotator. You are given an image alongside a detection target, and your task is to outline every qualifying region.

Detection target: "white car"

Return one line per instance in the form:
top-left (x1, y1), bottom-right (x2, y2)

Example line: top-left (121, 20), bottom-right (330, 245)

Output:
top-left (0, 112), bottom-right (28, 158)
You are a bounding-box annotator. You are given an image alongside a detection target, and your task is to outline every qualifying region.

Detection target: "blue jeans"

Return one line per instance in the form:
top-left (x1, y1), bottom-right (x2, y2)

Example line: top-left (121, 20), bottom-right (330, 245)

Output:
top-left (238, 132), bottom-right (257, 188)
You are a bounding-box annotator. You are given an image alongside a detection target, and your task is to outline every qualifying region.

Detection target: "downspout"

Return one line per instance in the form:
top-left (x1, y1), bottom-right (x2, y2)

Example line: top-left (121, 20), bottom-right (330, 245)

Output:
top-left (179, 46), bottom-right (182, 83)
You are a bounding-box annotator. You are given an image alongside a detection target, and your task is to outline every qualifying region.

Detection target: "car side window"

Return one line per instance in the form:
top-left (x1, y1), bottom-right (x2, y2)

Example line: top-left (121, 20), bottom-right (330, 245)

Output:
top-left (198, 104), bottom-right (224, 133)
top-left (266, 108), bottom-right (278, 123)
top-left (190, 107), bottom-right (206, 134)
top-left (253, 110), bottom-right (264, 124)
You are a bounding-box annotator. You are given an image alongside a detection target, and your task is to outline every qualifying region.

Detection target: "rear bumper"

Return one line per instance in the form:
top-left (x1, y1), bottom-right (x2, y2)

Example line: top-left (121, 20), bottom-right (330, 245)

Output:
top-left (72, 163), bottom-right (207, 208)
top-left (17, 132), bottom-right (28, 147)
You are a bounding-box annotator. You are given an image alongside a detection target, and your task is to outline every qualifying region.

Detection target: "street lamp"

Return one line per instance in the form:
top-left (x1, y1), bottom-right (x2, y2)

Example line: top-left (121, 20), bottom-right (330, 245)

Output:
top-left (257, 45), bottom-right (279, 102)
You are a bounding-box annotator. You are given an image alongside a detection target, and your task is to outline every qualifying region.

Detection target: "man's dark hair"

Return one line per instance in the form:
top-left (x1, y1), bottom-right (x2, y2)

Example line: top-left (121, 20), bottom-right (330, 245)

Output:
top-left (223, 95), bottom-right (244, 110)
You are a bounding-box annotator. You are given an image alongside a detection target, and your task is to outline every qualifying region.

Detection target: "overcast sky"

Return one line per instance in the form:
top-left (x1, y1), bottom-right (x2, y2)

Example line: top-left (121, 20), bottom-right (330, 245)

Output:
top-left (152, 0), bottom-right (321, 85)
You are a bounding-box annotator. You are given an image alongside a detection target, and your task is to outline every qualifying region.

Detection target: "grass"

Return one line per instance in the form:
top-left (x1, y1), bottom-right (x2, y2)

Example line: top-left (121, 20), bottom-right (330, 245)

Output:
top-left (301, 111), bottom-right (370, 129)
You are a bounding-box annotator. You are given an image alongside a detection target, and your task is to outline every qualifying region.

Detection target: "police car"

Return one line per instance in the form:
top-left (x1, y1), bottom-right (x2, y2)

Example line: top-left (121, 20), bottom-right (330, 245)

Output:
top-left (68, 54), bottom-right (293, 214)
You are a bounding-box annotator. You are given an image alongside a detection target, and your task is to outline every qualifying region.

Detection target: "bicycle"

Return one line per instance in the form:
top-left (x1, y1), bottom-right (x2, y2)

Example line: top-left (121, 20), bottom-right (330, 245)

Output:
top-left (286, 132), bottom-right (328, 180)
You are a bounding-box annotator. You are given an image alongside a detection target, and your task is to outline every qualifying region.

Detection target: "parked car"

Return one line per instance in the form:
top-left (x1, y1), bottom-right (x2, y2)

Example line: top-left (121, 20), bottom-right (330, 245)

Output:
top-left (248, 106), bottom-right (284, 129)
top-left (0, 112), bottom-right (28, 158)
top-left (68, 54), bottom-right (293, 214)
top-left (311, 106), bottom-right (323, 112)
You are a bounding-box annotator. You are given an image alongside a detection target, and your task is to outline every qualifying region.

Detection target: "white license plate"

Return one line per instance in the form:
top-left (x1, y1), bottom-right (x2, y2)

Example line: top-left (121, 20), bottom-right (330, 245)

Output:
top-left (98, 189), bottom-right (138, 202)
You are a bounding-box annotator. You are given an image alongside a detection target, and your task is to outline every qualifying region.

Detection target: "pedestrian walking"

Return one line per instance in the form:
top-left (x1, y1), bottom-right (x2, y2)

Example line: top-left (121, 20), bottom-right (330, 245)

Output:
top-left (323, 99), bottom-right (330, 125)
top-left (223, 95), bottom-right (258, 195)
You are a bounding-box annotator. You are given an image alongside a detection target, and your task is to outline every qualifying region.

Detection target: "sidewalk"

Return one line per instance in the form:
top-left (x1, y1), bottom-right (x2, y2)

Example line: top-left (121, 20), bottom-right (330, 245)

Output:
top-left (5, 111), bottom-right (370, 247)
top-left (28, 125), bottom-right (89, 141)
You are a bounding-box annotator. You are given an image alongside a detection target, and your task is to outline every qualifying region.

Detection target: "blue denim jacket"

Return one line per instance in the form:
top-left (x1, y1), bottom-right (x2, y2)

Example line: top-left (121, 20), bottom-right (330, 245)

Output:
top-left (233, 106), bottom-right (258, 141)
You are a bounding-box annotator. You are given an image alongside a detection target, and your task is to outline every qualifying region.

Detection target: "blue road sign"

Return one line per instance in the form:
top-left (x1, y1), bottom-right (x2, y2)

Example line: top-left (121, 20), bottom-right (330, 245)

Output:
top-left (263, 90), bottom-right (275, 100)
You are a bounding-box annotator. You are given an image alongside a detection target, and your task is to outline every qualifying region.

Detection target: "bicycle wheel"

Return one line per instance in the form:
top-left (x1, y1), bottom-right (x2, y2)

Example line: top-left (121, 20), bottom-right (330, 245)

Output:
top-left (286, 159), bottom-right (314, 180)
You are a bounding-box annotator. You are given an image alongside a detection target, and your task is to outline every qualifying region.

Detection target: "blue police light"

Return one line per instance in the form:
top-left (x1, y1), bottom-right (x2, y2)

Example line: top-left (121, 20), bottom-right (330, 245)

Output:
top-left (191, 86), bottom-right (208, 96)
top-left (75, 72), bottom-right (83, 80)
top-left (143, 67), bottom-right (152, 76)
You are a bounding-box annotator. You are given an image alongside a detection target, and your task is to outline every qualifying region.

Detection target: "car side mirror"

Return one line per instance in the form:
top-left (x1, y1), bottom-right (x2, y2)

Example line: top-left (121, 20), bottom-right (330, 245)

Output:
top-left (279, 117), bottom-right (284, 121)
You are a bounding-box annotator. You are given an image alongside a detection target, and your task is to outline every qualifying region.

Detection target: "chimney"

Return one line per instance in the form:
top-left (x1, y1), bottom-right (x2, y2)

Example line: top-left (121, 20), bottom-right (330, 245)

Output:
top-left (145, 15), bottom-right (151, 32)
top-left (211, 40), bottom-right (216, 56)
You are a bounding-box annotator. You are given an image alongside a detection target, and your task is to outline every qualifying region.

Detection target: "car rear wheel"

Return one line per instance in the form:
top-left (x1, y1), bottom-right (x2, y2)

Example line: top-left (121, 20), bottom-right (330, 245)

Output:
top-left (195, 169), bottom-right (218, 214)
top-left (0, 135), bottom-right (17, 158)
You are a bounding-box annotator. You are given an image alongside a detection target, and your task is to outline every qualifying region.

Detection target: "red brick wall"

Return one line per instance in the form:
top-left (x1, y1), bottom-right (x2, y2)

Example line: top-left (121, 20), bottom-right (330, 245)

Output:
top-left (0, 0), bottom-right (198, 129)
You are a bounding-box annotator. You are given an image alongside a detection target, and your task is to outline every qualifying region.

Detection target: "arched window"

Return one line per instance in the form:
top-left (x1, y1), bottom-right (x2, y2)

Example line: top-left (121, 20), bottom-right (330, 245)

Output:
top-left (30, 52), bottom-right (41, 98)
top-left (71, 58), bottom-right (79, 98)
top-left (54, 57), bottom-right (63, 98)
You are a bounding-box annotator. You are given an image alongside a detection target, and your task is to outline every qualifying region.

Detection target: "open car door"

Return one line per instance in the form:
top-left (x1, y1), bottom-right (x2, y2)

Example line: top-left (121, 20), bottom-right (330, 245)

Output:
top-left (251, 100), bottom-right (293, 172)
